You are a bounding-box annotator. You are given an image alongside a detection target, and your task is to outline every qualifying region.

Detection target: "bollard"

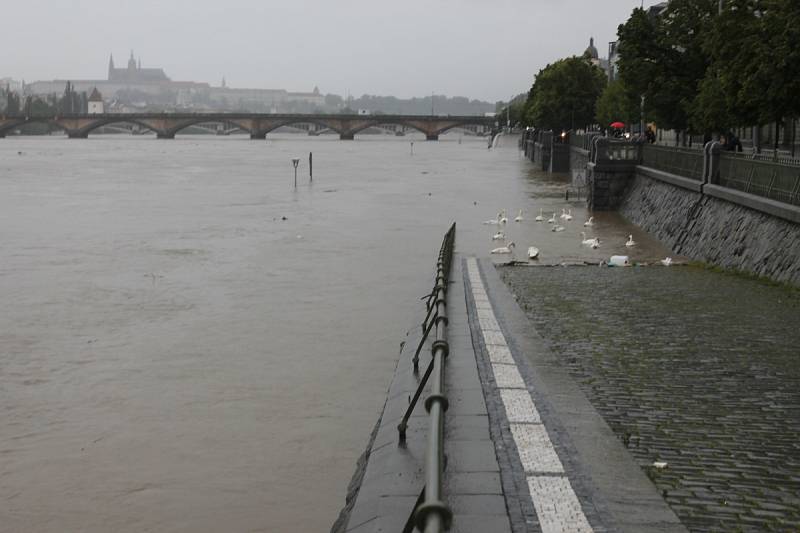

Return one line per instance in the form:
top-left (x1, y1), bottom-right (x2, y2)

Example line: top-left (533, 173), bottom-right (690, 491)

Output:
top-left (292, 158), bottom-right (300, 188)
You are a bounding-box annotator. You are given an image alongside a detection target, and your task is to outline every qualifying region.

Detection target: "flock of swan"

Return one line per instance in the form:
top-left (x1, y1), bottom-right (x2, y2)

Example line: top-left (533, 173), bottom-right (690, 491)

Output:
top-left (484, 207), bottom-right (673, 265)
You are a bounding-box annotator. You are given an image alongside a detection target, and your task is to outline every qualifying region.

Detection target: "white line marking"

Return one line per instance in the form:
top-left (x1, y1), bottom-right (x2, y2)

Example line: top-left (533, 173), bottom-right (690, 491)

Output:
top-left (500, 389), bottom-right (541, 423)
top-left (528, 477), bottom-right (594, 533)
top-left (466, 258), bottom-right (594, 533)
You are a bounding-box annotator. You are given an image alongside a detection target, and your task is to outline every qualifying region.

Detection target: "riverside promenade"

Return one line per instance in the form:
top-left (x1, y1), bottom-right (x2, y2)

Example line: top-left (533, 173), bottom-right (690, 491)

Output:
top-left (333, 254), bottom-right (687, 533)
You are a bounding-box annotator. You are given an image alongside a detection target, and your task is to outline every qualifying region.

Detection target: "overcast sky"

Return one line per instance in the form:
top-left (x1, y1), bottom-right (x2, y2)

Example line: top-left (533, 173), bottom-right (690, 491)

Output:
top-left (3, 0), bottom-right (663, 102)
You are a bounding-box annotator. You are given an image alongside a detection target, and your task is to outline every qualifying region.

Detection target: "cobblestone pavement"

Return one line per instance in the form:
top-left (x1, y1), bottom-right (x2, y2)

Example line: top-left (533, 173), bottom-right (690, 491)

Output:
top-left (499, 265), bottom-right (800, 533)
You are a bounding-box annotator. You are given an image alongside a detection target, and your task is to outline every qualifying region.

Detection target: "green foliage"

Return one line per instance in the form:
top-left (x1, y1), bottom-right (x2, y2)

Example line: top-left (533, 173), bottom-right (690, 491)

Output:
top-left (523, 57), bottom-right (606, 131)
top-left (4, 90), bottom-right (21, 115)
top-left (701, 0), bottom-right (800, 129)
top-left (595, 80), bottom-right (640, 127)
top-left (618, 0), bottom-right (800, 135)
top-left (617, 2), bottom-right (717, 132)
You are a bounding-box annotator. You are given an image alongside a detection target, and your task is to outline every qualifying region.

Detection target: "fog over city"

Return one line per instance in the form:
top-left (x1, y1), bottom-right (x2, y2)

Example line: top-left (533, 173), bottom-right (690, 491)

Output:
top-left (4, 0), bottom-right (663, 101)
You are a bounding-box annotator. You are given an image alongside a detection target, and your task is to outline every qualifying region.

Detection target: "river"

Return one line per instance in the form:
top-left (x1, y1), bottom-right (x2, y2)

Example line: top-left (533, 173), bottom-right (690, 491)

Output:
top-left (1, 131), bottom-right (669, 532)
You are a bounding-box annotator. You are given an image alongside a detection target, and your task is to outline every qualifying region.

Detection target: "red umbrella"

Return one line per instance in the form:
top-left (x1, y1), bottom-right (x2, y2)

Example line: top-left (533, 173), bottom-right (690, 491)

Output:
top-left (610, 121), bottom-right (625, 129)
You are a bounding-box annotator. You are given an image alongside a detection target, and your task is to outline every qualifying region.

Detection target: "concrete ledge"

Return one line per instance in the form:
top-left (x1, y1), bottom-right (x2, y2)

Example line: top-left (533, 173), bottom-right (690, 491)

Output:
top-left (704, 183), bottom-right (800, 224)
top-left (637, 165), bottom-right (704, 193)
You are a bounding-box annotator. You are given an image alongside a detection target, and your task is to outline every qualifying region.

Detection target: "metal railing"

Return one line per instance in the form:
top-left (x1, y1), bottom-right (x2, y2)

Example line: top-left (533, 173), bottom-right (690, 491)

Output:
top-left (591, 138), bottom-right (641, 164)
top-left (570, 131), bottom-right (601, 151)
top-left (641, 143), bottom-right (705, 180)
top-left (400, 223), bottom-right (455, 533)
top-left (716, 152), bottom-right (800, 206)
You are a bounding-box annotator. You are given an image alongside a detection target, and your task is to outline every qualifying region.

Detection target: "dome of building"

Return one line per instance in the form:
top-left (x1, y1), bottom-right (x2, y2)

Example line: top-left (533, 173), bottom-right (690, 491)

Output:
top-left (583, 37), bottom-right (599, 60)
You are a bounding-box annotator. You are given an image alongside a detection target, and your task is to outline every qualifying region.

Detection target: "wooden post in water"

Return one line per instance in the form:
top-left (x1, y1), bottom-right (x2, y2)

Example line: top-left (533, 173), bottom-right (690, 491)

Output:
top-left (309, 152), bottom-right (313, 182)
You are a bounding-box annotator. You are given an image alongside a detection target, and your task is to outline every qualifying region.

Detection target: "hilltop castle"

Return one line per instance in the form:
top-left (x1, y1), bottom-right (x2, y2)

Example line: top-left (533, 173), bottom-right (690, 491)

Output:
top-left (108, 51), bottom-right (169, 83)
top-left (23, 51), bottom-right (324, 112)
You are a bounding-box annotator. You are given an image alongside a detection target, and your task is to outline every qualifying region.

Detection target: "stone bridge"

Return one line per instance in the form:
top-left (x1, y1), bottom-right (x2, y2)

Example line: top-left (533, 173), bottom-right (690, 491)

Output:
top-left (0, 113), bottom-right (497, 140)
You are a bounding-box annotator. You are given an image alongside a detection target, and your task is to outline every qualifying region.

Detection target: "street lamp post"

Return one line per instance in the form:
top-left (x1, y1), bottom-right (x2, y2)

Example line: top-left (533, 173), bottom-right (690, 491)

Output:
top-left (292, 158), bottom-right (300, 188)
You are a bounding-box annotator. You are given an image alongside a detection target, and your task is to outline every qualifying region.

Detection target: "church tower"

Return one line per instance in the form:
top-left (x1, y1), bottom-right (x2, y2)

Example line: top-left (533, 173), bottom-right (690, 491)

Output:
top-left (128, 50), bottom-right (137, 70)
top-left (108, 53), bottom-right (115, 80)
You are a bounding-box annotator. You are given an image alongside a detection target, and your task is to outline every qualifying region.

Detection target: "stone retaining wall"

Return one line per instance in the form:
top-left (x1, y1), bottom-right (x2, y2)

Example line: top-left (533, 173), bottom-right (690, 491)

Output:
top-left (619, 172), bottom-right (800, 285)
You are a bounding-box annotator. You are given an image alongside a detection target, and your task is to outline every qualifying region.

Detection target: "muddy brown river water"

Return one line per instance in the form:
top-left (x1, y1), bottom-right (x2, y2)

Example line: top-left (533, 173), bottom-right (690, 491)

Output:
top-left (1, 132), bottom-right (669, 532)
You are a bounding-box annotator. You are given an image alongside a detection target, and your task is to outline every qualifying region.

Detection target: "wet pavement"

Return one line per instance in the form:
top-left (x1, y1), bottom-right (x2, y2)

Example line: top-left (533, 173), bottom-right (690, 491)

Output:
top-left (500, 265), bottom-right (800, 532)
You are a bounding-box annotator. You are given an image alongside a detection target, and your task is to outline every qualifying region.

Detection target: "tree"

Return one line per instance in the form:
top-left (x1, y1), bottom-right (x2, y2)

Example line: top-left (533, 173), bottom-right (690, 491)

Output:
top-left (523, 57), bottom-right (606, 131)
top-left (595, 80), bottom-right (640, 128)
top-left (699, 0), bottom-right (800, 147)
top-left (617, 1), bottom-right (717, 135)
top-left (6, 91), bottom-right (21, 115)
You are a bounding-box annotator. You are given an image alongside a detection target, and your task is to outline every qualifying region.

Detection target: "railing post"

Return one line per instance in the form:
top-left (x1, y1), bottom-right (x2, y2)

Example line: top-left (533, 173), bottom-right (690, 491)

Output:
top-left (708, 141), bottom-right (721, 185)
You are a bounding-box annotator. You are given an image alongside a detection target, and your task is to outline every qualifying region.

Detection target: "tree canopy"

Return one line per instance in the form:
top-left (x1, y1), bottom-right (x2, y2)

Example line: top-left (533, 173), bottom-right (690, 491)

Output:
top-left (523, 56), bottom-right (606, 131)
top-left (616, 0), bottom-right (799, 135)
top-left (595, 80), bottom-right (640, 128)
top-left (617, 1), bottom-right (717, 133)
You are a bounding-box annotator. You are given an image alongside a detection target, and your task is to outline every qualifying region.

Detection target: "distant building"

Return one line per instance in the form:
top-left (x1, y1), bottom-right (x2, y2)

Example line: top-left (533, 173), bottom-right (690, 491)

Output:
top-left (108, 51), bottom-right (170, 83)
top-left (583, 37), bottom-right (609, 73)
top-left (24, 52), bottom-right (323, 112)
top-left (1, 77), bottom-right (24, 93)
top-left (608, 41), bottom-right (619, 82)
top-left (88, 87), bottom-right (104, 114)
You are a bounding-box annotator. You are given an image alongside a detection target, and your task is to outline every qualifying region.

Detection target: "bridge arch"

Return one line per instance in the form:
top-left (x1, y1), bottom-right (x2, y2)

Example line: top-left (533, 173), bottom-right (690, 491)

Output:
top-left (256, 118), bottom-right (343, 138)
top-left (76, 118), bottom-right (161, 137)
top-left (346, 119), bottom-right (431, 138)
top-left (161, 117), bottom-right (255, 137)
top-left (432, 120), bottom-right (493, 137)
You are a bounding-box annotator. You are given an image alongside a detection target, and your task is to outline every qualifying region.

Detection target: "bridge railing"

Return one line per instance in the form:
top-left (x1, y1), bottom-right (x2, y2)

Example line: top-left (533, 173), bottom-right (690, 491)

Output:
top-left (400, 223), bottom-right (455, 533)
top-left (641, 143), bottom-right (705, 181)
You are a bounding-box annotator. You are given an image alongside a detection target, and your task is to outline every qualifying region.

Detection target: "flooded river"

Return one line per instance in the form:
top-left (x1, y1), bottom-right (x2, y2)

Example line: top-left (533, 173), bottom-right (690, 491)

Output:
top-left (1, 132), bottom-right (667, 532)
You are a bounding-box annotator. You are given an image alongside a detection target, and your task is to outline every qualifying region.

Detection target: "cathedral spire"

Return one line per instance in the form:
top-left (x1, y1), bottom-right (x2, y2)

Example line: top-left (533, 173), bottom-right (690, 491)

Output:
top-left (128, 50), bottom-right (136, 70)
top-left (108, 53), bottom-right (115, 80)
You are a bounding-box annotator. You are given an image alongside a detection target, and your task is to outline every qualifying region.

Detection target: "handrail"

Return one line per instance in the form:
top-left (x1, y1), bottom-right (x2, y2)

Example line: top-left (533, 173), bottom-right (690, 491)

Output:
top-left (400, 223), bottom-right (455, 532)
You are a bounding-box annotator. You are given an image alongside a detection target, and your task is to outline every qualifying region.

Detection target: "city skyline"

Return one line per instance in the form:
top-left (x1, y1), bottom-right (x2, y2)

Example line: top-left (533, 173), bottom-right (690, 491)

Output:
top-left (2, 0), bottom-right (665, 102)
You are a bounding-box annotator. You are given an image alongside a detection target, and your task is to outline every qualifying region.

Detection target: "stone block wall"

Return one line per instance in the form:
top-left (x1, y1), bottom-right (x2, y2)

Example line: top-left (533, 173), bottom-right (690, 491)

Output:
top-left (587, 163), bottom-right (636, 210)
top-left (620, 173), bottom-right (800, 285)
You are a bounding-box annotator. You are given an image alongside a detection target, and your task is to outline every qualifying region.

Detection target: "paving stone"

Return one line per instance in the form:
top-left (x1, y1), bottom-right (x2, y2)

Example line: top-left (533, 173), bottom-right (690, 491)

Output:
top-left (510, 423), bottom-right (564, 474)
top-left (500, 389), bottom-right (542, 424)
top-left (491, 363), bottom-right (527, 389)
top-left (527, 476), bottom-right (593, 533)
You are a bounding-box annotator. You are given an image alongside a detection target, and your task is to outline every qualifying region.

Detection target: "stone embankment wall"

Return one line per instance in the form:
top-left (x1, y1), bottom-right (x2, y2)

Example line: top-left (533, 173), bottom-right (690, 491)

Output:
top-left (619, 172), bottom-right (800, 285)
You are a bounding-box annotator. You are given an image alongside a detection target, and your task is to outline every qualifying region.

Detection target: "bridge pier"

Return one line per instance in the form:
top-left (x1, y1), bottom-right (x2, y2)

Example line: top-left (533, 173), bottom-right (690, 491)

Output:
top-left (250, 132), bottom-right (266, 140)
top-left (67, 131), bottom-right (89, 139)
top-left (340, 133), bottom-right (354, 141)
top-left (426, 134), bottom-right (439, 141)
top-left (157, 132), bottom-right (175, 139)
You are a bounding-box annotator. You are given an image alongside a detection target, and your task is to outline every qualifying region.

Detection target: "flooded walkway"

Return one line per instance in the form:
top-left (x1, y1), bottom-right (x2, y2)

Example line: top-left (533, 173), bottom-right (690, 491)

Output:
top-left (500, 265), bottom-right (800, 532)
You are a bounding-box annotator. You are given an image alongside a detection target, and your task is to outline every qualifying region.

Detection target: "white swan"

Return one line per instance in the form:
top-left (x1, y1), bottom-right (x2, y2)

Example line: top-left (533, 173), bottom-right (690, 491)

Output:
top-left (580, 232), bottom-right (596, 246)
top-left (661, 257), bottom-right (673, 266)
top-left (514, 209), bottom-right (523, 222)
top-left (551, 225), bottom-right (565, 232)
top-left (534, 209), bottom-right (544, 222)
top-left (583, 216), bottom-right (594, 227)
top-left (482, 216), bottom-right (500, 225)
top-left (491, 241), bottom-right (515, 254)
top-left (527, 246), bottom-right (539, 259)
top-left (499, 210), bottom-right (508, 224)
top-left (625, 235), bottom-right (636, 247)
top-left (547, 212), bottom-right (557, 224)
top-left (564, 209), bottom-right (573, 222)
top-left (559, 208), bottom-right (568, 220)
top-left (492, 231), bottom-right (506, 241)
